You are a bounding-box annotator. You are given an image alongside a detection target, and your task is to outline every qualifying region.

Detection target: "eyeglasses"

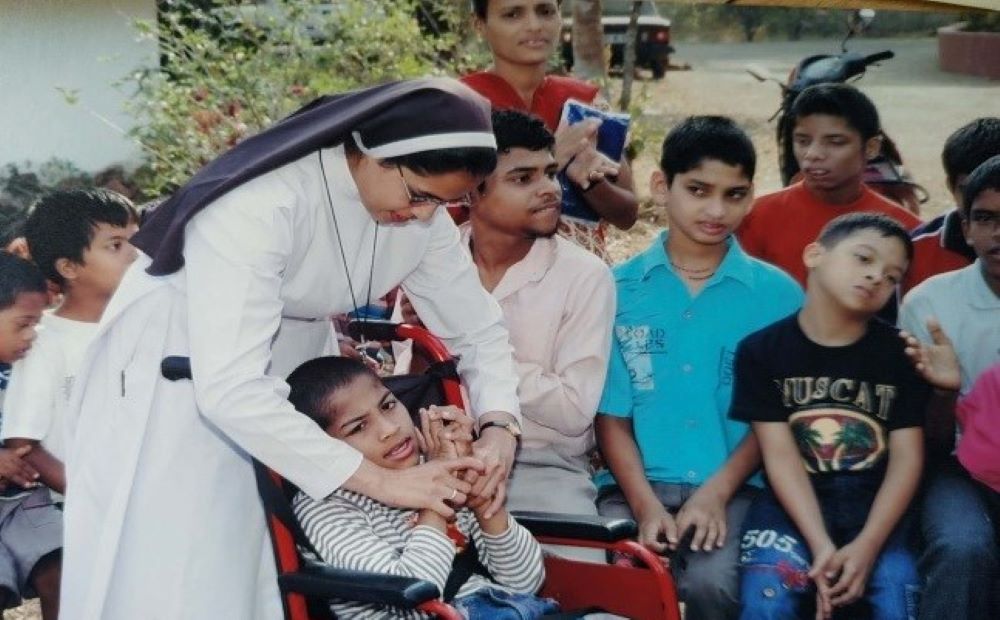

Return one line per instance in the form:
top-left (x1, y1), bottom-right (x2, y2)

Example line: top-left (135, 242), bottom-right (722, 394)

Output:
top-left (397, 166), bottom-right (472, 211)
top-left (968, 209), bottom-right (1000, 231)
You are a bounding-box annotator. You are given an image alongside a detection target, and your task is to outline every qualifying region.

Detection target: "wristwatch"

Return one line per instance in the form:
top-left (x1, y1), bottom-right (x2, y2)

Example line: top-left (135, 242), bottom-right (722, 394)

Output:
top-left (478, 420), bottom-right (522, 441)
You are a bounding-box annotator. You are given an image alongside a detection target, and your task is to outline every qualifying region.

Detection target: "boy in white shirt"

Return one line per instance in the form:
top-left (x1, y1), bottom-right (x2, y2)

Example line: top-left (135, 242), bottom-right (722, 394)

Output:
top-left (3, 189), bottom-right (138, 496)
top-left (0, 252), bottom-right (58, 619)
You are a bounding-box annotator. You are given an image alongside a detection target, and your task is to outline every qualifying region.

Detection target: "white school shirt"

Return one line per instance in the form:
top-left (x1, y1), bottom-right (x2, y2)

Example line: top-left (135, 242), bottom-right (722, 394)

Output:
top-left (900, 261), bottom-right (1000, 396)
top-left (60, 145), bottom-right (521, 620)
top-left (3, 313), bottom-right (99, 463)
top-left (458, 225), bottom-right (615, 459)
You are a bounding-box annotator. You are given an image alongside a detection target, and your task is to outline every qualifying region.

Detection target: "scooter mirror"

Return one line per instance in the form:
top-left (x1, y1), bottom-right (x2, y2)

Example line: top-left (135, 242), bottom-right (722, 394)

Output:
top-left (848, 9), bottom-right (876, 34)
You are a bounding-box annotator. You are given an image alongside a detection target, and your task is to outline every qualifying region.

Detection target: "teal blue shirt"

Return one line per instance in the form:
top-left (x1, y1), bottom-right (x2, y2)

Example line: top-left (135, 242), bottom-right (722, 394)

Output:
top-left (597, 231), bottom-right (803, 487)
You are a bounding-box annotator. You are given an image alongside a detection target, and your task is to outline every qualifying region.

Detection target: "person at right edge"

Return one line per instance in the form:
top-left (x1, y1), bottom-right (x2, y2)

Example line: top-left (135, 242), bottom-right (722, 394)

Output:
top-left (899, 155), bottom-right (1000, 620)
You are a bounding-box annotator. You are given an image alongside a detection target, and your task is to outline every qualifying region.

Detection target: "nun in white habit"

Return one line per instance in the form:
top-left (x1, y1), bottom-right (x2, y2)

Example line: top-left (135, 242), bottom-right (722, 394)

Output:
top-left (60, 78), bottom-right (523, 620)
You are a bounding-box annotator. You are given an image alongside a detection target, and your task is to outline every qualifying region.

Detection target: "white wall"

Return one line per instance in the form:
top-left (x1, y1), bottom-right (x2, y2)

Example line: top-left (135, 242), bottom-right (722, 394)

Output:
top-left (0, 0), bottom-right (157, 173)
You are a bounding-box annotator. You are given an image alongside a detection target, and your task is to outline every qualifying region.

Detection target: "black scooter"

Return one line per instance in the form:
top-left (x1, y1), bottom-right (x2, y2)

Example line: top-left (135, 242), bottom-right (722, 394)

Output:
top-left (748, 9), bottom-right (928, 214)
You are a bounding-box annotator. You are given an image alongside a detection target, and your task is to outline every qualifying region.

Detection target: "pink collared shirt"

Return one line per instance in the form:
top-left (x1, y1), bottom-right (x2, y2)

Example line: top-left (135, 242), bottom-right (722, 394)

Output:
top-left (460, 225), bottom-right (616, 458)
top-left (957, 362), bottom-right (1000, 493)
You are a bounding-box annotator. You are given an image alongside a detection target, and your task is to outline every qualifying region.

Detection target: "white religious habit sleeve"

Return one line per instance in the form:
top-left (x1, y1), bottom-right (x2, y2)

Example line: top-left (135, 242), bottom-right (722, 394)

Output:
top-left (183, 194), bottom-right (363, 501)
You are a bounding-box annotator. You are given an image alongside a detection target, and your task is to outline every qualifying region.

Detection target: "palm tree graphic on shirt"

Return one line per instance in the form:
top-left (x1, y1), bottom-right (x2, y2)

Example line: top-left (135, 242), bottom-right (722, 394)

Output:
top-left (792, 423), bottom-right (826, 472)
top-left (831, 421), bottom-right (876, 470)
top-left (789, 408), bottom-right (884, 473)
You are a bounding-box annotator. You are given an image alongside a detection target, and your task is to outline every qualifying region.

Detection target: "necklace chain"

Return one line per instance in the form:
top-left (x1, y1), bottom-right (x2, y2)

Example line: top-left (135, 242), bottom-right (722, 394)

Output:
top-left (669, 260), bottom-right (714, 274)
top-left (319, 150), bottom-right (378, 339)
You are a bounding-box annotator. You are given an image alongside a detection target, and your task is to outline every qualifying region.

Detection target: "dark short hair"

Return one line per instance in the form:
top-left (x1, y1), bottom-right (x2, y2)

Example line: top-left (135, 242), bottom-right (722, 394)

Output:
top-left (0, 251), bottom-right (47, 311)
top-left (344, 135), bottom-right (497, 179)
top-left (659, 116), bottom-right (756, 185)
top-left (287, 356), bottom-right (379, 430)
top-left (385, 148), bottom-right (497, 178)
top-left (817, 212), bottom-right (913, 262)
top-left (492, 109), bottom-right (554, 154)
top-left (0, 204), bottom-right (27, 250)
top-left (791, 84), bottom-right (881, 142)
top-left (25, 188), bottom-right (139, 286)
top-left (962, 155), bottom-right (1000, 216)
top-left (473, 0), bottom-right (562, 19)
top-left (942, 117), bottom-right (1000, 193)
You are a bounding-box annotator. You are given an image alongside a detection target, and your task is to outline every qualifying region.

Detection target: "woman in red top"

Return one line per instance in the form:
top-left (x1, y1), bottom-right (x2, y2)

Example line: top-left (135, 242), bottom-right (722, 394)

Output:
top-left (462, 0), bottom-right (637, 261)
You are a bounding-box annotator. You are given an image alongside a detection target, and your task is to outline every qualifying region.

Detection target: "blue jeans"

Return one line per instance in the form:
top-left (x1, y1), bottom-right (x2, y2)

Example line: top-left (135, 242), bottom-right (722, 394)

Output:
top-left (917, 458), bottom-right (999, 620)
top-left (597, 483), bottom-right (757, 620)
top-left (739, 474), bottom-right (920, 620)
top-left (453, 587), bottom-right (560, 619)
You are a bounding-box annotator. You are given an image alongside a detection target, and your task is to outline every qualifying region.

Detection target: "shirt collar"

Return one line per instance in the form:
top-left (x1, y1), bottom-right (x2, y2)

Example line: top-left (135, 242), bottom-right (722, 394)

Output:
top-left (459, 224), bottom-right (557, 300)
top-left (639, 230), bottom-right (756, 287)
top-left (964, 261), bottom-right (1000, 310)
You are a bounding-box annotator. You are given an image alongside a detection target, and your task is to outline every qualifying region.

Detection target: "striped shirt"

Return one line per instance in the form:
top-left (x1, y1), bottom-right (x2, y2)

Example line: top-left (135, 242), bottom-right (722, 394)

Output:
top-left (293, 488), bottom-right (546, 619)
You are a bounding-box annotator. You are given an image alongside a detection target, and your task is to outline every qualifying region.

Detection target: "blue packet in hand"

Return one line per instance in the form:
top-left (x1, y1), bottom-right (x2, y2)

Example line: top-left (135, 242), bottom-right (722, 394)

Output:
top-left (558, 99), bottom-right (631, 224)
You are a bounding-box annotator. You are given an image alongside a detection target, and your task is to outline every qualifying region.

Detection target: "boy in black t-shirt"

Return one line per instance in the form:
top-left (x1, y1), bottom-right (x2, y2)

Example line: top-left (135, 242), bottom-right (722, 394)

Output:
top-left (731, 213), bottom-right (931, 620)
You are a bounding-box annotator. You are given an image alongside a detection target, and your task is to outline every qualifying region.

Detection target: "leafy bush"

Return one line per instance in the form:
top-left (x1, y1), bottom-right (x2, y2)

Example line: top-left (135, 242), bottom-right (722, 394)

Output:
top-left (0, 160), bottom-right (144, 214)
top-left (963, 11), bottom-right (1000, 33)
top-left (127, 0), bottom-right (488, 197)
top-left (0, 160), bottom-right (94, 211)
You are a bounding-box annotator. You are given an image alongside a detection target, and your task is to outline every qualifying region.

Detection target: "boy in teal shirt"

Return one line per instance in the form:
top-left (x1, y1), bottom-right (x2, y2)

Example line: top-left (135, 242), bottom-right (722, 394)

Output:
top-left (596, 116), bottom-right (802, 620)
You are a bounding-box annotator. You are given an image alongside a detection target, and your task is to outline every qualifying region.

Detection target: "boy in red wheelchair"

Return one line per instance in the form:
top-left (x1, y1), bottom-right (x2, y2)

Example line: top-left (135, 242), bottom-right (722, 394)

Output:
top-left (287, 356), bottom-right (555, 619)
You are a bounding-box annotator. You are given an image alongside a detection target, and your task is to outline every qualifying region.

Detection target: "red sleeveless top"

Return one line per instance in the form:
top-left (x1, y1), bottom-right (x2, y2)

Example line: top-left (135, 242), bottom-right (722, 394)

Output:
top-left (460, 72), bottom-right (600, 132)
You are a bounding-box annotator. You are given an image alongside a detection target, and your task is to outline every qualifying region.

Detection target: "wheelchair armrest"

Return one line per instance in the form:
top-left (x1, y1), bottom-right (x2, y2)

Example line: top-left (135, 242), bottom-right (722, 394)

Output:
top-left (511, 510), bottom-right (637, 542)
top-left (278, 558), bottom-right (441, 608)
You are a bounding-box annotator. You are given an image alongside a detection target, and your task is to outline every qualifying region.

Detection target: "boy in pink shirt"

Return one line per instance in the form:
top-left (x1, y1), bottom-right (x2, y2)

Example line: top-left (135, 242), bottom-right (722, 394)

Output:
top-left (956, 363), bottom-right (1000, 495)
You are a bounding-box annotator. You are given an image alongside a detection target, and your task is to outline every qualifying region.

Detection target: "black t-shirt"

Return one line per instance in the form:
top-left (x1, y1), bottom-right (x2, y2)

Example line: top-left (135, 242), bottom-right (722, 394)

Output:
top-left (730, 314), bottom-right (929, 476)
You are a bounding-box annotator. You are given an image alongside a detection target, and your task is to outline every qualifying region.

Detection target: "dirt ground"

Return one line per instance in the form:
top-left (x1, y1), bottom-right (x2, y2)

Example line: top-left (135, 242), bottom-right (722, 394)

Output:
top-left (7, 36), bottom-right (995, 620)
top-left (606, 36), bottom-right (999, 263)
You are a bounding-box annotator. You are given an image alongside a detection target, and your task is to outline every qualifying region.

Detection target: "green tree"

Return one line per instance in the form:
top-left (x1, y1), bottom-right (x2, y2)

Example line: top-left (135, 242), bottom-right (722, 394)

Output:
top-left (572, 0), bottom-right (607, 81)
top-left (126, 0), bottom-right (485, 198)
top-left (831, 421), bottom-right (875, 471)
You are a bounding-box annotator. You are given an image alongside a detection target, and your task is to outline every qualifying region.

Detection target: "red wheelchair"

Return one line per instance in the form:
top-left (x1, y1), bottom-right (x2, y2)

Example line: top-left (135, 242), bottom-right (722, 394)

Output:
top-left (163, 320), bottom-right (681, 619)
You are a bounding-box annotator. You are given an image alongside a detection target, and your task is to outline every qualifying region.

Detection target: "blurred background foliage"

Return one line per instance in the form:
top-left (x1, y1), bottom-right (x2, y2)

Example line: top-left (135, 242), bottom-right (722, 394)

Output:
top-left (129, 0), bottom-right (489, 197)
top-left (8, 0), bottom-right (974, 203)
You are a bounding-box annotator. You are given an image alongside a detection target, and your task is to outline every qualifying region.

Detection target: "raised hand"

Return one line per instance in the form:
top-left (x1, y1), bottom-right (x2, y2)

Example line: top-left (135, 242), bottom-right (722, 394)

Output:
top-left (469, 416), bottom-right (518, 519)
top-left (900, 318), bottom-right (961, 391)
top-left (416, 405), bottom-right (475, 462)
top-left (373, 457), bottom-right (484, 519)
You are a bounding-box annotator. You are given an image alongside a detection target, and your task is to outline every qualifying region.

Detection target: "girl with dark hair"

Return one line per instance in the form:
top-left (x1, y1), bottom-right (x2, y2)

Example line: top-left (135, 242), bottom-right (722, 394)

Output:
top-left (462, 0), bottom-right (637, 261)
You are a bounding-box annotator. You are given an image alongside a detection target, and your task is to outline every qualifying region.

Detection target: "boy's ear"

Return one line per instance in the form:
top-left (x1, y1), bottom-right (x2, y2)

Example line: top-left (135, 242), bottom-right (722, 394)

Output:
top-left (469, 179), bottom-right (489, 209)
top-left (649, 170), bottom-right (669, 207)
top-left (54, 257), bottom-right (80, 283)
top-left (949, 173), bottom-right (968, 209)
top-left (961, 212), bottom-right (973, 247)
top-left (863, 134), bottom-right (883, 161)
top-left (802, 241), bottom-right (825, 270)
